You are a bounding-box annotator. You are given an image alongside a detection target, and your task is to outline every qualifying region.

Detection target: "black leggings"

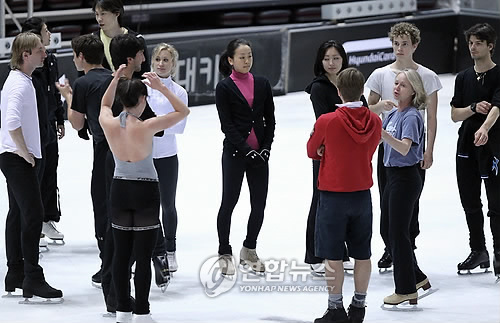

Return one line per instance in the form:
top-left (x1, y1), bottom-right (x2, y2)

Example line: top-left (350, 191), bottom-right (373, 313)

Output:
top-left (110, 179), bottom-right (160, 314)
top-left (383, 165), bottom-right (426, 294)
top-left (217, 150), bottom-right (269, 255)
top-left (153, 155), bottom-right (179, 254)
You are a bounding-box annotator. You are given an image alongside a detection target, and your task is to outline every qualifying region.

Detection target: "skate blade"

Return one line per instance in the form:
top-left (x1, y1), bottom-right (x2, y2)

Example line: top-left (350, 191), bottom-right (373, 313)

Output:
top-left (159, 281), bottom-right (170, 293)
top-left (239, 263), bottom-right (265, 276)
top-left (102, 312), bottom-right (116, 318)
top-left (378, 267), bottom-right (393, 274)
top-left (344, 269), bottom-right (354, 275)
top-left (2, 291), bottom-right (23, 298)
top-left (19, 296), bottom-right (64, 305)
top-left (39, 246), bottom-right (49, 253)
top-left (381, 303), bottom-right (422, 312)
top-left (310, 271), bottom-right (325, 277)
top-left (418, 288), bottom-right (439, 300)
top-left (91, 281), bottom-right (102, 289)
top-left (495, 276), bottom-right (500, 284)
top-left (47, 239), bottom-right (65, 246)
top-left (457, 268), bottom-right (491, 275)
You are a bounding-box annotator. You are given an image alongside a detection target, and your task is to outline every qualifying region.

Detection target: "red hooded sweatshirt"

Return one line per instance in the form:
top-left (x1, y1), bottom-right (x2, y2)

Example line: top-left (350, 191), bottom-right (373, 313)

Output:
top-left (307, 104), bottom-right (381, 192)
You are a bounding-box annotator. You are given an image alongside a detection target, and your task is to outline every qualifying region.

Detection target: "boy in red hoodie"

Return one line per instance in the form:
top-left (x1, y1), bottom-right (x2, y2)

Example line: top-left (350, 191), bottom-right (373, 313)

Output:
top-left (308, 67), bottom-right (381, 323)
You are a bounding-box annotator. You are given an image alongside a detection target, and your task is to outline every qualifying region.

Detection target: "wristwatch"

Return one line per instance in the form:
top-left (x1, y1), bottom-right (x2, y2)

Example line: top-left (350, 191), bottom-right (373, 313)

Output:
top-left (470, 102), bottom-right (477, 113)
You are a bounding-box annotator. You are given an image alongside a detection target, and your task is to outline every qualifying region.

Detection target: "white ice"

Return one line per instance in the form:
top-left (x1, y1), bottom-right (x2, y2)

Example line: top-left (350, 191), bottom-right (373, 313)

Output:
top-left (0, 74), bottom-right (499, 323)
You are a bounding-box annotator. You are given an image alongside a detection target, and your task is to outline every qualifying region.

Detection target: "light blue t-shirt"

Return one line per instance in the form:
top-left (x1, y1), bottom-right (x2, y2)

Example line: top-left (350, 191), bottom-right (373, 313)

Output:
top-left (382, 107), bottom-right (424, 167)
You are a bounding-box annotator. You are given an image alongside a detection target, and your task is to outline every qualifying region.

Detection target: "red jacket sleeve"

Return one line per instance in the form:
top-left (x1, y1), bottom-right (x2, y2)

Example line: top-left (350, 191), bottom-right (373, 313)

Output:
top-left (307, 115), bottom-right (327, 160)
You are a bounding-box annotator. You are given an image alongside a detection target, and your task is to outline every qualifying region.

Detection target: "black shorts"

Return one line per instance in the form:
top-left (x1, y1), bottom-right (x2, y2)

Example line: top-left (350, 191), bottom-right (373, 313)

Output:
top-left (315, 190), bottom-right (373, 261)
top-left (110, 179), bottom-right (160, 231)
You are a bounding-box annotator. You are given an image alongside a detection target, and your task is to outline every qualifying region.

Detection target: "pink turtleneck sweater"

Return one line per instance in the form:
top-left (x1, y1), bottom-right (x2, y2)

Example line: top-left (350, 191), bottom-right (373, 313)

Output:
top-left (230, 69), bottom-right (259, 150)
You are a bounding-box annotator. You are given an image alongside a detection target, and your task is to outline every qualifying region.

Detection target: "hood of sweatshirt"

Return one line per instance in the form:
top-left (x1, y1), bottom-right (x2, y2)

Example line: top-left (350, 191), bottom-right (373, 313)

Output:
top-left (304, 74), bottom-right (331, 94)
top-left (335, 106), bottom-right (379, 144)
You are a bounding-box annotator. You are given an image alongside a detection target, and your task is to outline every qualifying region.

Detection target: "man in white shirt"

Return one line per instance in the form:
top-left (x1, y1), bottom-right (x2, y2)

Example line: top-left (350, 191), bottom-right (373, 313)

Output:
top-left (0, 32), bottom-right (62, 300)
top-left (365, 22), bottom-right (442, 273)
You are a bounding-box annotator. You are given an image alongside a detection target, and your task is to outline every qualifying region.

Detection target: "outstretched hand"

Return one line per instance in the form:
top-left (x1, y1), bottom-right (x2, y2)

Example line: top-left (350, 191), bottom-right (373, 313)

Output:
top-left (142, 72), bottom-right (163, 90)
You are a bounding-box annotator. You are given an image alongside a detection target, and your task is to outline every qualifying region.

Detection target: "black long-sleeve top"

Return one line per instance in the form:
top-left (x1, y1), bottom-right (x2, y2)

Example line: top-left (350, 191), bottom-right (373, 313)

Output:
top-left (215, 75), bottom-right (276, 155)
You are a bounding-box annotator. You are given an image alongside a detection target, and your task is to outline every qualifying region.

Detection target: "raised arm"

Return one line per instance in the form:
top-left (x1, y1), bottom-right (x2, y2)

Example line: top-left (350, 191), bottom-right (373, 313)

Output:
top-left (142, 72), bottom-right (190, 133)
top-left (99, 65), bottom-right (126, 126)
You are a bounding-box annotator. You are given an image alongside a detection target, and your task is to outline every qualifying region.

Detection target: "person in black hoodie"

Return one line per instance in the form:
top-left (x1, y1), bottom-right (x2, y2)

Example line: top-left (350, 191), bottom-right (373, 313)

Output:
top-left (304, 40), bottom-right (368, 276)
top-left (21, 18), bottom-right (66, 246)
top-left (215, 39), bottom-right (276, 276)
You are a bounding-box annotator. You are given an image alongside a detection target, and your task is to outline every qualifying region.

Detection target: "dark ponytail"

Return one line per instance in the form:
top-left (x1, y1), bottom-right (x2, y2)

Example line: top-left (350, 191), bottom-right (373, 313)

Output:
top-left (218, 38), bottom-right (252, 78)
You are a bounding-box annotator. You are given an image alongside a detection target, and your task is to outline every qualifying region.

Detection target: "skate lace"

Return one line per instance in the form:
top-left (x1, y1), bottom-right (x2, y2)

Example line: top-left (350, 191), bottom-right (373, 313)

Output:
top-left (246, 249), bottom-right (260, 263)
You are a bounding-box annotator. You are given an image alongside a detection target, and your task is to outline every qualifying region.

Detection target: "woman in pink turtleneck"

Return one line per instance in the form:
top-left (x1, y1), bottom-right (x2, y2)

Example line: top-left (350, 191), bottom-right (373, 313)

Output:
top-left (215, 38), bottom-right (276, 276)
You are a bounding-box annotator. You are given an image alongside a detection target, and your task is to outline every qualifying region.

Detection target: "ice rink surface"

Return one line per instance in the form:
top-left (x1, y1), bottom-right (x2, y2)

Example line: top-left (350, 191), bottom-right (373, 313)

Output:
top-left (0, 74), bottom-right (499, 323)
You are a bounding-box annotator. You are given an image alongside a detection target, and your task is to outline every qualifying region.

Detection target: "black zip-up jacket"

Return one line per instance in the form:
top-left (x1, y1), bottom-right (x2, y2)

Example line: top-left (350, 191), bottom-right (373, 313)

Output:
top-left (215, 75), bottom-right (276, 155)
top-left (305, 74), bottom-right (368, 120)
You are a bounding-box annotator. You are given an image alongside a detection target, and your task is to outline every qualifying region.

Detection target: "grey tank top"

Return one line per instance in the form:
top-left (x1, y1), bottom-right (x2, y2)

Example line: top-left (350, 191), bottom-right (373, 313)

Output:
top-left (113, 111), bottom-right (159, 182)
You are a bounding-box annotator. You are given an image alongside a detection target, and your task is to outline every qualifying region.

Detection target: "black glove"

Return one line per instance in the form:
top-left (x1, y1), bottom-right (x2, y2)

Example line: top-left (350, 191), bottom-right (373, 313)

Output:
top-left (259, 149), bottom-right (270, 163)
top-left (78, 120), bottom-right (91, 140)
top-left (246, 150), bottom-right (265, 167)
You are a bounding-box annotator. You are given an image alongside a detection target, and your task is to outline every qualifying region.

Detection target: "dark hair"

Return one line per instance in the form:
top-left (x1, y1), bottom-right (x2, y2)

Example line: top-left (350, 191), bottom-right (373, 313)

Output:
top-left (92, 0), bottom-right (124, 26)
top-left (336, 68), bottom-right (365, 102)
top-left (464, 23), bottom-right (497, 55)
top-left (71, 34), bottom-right (104, 65)
top-left (110, 33), bottom-right (144, 70)
top-left (116, 78), bottom-right (148, 108)
top-left (21, 17), bottom-right (45, 35)
top-left (219, 38), bottom-right (252, 78)
top-left (313, 40), bottom-right (348, 77)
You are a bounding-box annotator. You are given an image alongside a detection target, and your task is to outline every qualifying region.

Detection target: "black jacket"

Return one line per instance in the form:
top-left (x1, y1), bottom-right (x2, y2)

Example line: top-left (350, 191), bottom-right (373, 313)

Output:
top-left (305, 74), bottom-right (368, 120)
top-left (215, 75), bottom-right (276, 155)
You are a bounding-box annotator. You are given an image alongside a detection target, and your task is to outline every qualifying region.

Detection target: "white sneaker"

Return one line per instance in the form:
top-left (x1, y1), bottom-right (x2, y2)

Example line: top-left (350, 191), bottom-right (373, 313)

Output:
top-left (42, 221), bottom-right (64, 240)
top-left (343, 259), bottom-right (354, 271)
top-left (218, 254), bottom-right (236, 276)
top-left (310, 263), bottom-right (326, 275)
top-left (116, 311), bottom-right (132, 323)
top-left (166, 251), bottom-right (178, 272)
top-left (240, 246), bottom-right (265, 273)
top-left (132, 313), bottom-right (157, 323)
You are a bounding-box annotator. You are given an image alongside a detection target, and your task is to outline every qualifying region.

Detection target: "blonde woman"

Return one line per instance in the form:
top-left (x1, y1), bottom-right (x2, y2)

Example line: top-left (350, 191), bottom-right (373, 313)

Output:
top-left (380, 69), bottom-right (431, 306)
top-left (147, 43), bottom-right (188, 282)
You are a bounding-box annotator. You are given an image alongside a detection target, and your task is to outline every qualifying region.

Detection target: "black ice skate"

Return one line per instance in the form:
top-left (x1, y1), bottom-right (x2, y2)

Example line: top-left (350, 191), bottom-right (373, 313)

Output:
top-left (152, 254), bottom-right (171, 293)
top-left (457, 250), bottom-right (490, 275)
top-left (378, 250), bottom-right (392, 273)
top-left (3, 270), bottom-right (24, 298)
top-left (347, 305), bottom-right (365, 323)
top-left (91, 269), bottom-right (102, 289)
top-left (20, 278), bottom-right (63, 304)
top-left (493, 251), bottom-right (500, 283)
top-left (314, 307), bottom-right (349, 323)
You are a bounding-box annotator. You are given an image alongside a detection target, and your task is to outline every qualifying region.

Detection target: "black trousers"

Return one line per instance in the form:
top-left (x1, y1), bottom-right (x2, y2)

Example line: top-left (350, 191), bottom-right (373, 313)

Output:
top-left (383, 165), bottom-right (427, 294)
top-left (153, 155), bottom-right (179, 256)
top-left (91, 140), bottom-right (111, 263)
top-left (113, 229), bottom-right (157, 314)
top-left (378, 144), bottom-right (424, 253)
top-left (304, 160), bottom-right (349, 264)
top-left (40, 140), bottom-right (61, 222)
top-left (456, 153), bottom-right (500, 252)
top-left (217, 150), bottom-right (269, 255)
top-left (0, 153), bottom-right (44, 279)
